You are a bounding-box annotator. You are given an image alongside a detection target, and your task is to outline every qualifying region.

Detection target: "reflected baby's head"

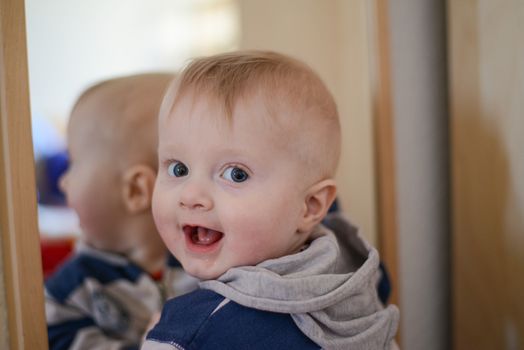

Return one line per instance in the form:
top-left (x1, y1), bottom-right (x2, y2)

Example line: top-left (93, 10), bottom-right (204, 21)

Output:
top-left (153, 51), bottom-right (341, 280)
top-left (60, 73), bottom-right (172, 252)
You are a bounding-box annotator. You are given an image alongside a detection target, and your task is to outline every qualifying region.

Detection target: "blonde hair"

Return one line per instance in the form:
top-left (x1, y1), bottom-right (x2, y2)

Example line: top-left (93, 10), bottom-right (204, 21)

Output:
top-left (161, 50), bottom-right (341, 179)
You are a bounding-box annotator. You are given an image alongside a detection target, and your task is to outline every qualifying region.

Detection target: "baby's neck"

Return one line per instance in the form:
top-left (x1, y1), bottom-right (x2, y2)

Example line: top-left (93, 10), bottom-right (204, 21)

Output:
top-left (127, 238), bottom-right (167, 275)
top-left (121, 215), bottom-right (167, 274)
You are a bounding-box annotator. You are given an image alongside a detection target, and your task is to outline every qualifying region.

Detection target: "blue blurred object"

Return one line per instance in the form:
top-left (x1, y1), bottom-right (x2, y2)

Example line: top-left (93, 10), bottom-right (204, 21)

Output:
top-left (47, 151), bottom-right (69, 203)
top-left (327, 199), bottom-right (339, 213)
top-left (37, 151), bottom-right (69, 205)
top-left (31, 113), bottom-right (69, 205)
top-left (377, 262), bottom-right (392, 305)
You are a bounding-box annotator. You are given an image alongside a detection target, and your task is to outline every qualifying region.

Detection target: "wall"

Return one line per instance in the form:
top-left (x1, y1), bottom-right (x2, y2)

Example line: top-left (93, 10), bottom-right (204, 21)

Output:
top-left (25, 0), bottom-right (239, 126)
top-left (238, 0), bottom-right (378, 243)
top-left (449, 1), bottom-right (524, 348)
top-left (388, 1), bottom-right (450, 349)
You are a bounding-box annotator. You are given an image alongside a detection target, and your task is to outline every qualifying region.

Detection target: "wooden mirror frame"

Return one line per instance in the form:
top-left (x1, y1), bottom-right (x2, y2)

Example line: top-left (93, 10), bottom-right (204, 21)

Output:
top-left (0, 0), bottom-right (48, 348)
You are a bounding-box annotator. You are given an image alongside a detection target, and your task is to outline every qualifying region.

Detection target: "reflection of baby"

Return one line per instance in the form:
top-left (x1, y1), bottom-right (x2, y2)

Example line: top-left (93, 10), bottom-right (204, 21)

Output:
top-left (144, 51), bottom-right (399, 349)
top-left (45, 74), bottom-right (197, 350)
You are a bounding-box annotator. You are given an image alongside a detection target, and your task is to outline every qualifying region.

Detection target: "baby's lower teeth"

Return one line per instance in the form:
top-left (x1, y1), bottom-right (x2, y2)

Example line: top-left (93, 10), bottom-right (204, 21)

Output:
top-left (190, 226), bottom-right (222, 245)
top-left (197, 227), bottom-right (209, 243)
top-left (197, 227), bottom-right (212, 244)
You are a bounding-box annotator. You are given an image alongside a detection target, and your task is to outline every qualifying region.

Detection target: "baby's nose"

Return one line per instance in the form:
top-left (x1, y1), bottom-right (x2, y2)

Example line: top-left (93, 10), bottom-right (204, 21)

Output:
top-left (178, 181), bottom-right (213, 211)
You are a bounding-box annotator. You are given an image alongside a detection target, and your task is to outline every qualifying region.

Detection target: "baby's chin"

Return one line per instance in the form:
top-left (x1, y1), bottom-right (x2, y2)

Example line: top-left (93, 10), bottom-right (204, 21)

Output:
top-left (183, 265), bottom-right (227, 281)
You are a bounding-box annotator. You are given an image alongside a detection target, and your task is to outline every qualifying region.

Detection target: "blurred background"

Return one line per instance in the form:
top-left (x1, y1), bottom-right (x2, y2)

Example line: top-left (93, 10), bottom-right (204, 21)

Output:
top-left (24, 0), bottom-right (524, 349)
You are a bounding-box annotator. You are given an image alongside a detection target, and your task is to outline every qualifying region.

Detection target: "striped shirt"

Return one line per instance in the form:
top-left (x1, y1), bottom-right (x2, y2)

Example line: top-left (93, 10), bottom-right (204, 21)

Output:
top-left (45, 243), bottom-right (198, 350)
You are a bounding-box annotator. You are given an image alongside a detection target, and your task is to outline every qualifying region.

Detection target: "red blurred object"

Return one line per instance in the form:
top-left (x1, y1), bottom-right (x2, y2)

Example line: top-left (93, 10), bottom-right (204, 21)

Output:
top-left (41, 236), bottom-right (76, 279)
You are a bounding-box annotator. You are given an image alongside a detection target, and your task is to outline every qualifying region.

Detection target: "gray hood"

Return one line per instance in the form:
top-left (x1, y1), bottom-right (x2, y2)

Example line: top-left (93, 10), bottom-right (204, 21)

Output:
top-left (200, 213), bottom-right (399, 349)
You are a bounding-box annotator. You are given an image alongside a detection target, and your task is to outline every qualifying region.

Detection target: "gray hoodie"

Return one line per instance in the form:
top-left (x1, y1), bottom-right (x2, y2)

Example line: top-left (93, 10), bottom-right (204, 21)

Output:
top-left (200, 213), bottom-right (399, 349)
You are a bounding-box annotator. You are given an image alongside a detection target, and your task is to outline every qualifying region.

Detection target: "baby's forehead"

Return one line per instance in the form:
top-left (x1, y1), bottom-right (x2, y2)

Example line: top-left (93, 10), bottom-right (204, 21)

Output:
top-left (165, 87), bottom-right (310, 129)
top-left (162, 90), bottom-right (332, 161)
top-left (164, 96), bottom-right (320, 165)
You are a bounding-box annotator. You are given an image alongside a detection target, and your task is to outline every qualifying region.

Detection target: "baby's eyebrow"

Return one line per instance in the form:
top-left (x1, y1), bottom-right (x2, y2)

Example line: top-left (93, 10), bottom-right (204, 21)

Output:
top-left (214, 148), bottom-right (246, 158)
top-left (157, 142), bottom-right (183, 154)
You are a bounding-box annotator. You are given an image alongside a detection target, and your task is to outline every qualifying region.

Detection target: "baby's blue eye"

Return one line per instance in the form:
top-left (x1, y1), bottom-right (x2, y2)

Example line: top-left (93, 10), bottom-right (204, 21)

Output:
top-left (167, 162), bottom-right (189, 177)
top-left (223, 166), bottom-right (249, 183)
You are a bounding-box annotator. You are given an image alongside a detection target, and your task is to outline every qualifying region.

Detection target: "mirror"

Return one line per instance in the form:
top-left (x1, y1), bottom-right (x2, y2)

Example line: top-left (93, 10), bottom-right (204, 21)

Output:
top-left (23, 0), bottom-right (382, 347)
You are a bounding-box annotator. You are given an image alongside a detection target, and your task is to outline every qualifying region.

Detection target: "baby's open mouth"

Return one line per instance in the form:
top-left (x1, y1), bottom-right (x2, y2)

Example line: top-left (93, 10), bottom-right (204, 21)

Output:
top-left (183, 225), bottom-right (224, 246)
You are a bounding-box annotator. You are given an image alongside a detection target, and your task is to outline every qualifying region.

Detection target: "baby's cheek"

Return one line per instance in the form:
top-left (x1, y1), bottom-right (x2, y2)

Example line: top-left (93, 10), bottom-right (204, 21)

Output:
top-left (229, 225), bottom-right (273, 264)
top-left (153, 213), bottom-right (170, 239)
top-left (152, 200), bottom-right (177, 244)
top-left (74, 200), bottom-right (96, 225)
top-left (151, 196), bottom-right (168, 227)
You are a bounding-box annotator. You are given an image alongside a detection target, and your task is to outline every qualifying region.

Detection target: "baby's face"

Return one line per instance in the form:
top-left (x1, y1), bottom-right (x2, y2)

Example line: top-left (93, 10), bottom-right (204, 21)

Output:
top-left (153, 93), bottom-right (311, 280)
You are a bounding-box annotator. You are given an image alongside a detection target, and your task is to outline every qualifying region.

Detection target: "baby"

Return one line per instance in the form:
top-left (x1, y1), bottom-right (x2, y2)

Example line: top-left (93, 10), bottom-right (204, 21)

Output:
top-left (144, 51), bottom-right (399, 349)
top-left (45, 74), bottom-right (197, 350)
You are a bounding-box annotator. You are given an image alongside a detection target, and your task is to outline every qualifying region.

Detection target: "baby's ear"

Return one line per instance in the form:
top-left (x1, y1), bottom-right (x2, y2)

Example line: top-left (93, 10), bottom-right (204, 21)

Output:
top-left (297, 179), bottom-right (337, 233)
top-left (122, 164), bottom-right (157, 214)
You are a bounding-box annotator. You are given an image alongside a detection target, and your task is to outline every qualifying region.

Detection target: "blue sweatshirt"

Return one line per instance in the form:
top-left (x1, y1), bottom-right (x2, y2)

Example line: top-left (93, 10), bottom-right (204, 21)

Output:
top-left (143, 214), bottom-right (399, 350)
